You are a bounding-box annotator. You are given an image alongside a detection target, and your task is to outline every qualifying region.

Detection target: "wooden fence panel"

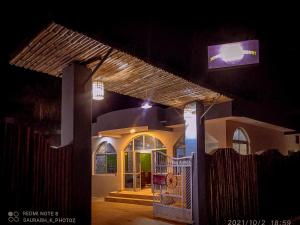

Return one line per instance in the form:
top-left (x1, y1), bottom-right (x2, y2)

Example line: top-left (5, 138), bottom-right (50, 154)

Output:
top-left (1, 120), bottom-right (73, 220)
top-left (206, 148), bottom-right (259, 225)
top-left (207, 148), bottom-right (300, 225)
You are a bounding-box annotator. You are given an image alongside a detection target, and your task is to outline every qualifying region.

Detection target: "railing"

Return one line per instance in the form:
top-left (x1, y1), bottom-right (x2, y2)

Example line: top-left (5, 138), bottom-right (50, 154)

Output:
top-left (152, 150), bottom-right (193, 223)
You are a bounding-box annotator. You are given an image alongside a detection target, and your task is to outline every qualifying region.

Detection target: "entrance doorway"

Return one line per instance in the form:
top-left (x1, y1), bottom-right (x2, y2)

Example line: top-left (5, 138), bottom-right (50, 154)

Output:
top-left (124, 134), bottom-right (166, 191)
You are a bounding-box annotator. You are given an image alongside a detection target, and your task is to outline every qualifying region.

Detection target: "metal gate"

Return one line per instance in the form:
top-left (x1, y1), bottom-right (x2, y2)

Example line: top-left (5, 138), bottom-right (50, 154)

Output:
top-left (152, 150), bottom-right (193, 224)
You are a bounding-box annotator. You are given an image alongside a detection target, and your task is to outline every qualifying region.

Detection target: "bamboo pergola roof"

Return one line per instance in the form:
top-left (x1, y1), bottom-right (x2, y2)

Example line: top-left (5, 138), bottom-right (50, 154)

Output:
top-left (9, 22), bottom-right (230, 108)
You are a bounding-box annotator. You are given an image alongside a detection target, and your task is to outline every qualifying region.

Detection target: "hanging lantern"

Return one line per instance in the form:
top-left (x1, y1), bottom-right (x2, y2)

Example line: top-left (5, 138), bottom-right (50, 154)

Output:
top-left (93, 81), bottom-right (104, 100)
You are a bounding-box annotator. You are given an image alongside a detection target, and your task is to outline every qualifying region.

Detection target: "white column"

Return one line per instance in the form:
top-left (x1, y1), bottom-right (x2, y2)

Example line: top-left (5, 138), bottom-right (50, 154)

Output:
top-left (184, 101), bottom-right (207, 225)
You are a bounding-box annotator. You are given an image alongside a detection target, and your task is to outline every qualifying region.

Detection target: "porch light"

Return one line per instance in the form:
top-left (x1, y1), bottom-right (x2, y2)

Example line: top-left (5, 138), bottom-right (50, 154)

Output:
top-left (93, 81), bottom-right (104, 100)
top-left (141, 102), bottom-right (152, 109)
top-left (130, 128), bottom-right (136, 134)
top-left (141, 89), bottom-right (152, 109)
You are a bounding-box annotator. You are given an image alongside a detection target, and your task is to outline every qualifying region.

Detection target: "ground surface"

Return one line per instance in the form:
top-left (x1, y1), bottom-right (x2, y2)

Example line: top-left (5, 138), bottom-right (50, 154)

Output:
top-left (92, 198), bottom-right (184, 225)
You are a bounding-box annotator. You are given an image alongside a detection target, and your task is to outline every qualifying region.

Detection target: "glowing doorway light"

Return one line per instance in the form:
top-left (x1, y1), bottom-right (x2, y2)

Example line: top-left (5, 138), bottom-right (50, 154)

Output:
top-left (141, 102), bottom-right (152, 109)
top-left (93, 81), bottom-right (104, 100)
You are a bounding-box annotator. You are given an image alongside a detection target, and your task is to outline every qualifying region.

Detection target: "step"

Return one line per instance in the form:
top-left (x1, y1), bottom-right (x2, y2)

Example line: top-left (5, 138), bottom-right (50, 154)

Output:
top-left (109, 191), bottom-right (153, 200)
top-left (104, 196), bottom-right (153, 206)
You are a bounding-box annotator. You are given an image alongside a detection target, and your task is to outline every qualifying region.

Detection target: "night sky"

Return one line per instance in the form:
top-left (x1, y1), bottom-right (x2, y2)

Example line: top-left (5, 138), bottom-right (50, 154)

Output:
top-left (1, 3), bottom-right (300, 130)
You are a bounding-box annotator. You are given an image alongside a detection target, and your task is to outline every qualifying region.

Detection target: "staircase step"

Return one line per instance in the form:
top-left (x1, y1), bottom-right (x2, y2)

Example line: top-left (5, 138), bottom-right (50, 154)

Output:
top-left (109, 191), bottom-right (153, 200)
top-left (104, 196), bottom-right (153, 206)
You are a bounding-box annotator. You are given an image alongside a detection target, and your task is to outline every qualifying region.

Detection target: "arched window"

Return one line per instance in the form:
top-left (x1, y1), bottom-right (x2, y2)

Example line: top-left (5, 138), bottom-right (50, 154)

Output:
top-left (125, 135), bottom-right (166, 152)
top-left (232, 128), bottom-right (250, 155)
top-left (94, 142), bottom-right (117, 174)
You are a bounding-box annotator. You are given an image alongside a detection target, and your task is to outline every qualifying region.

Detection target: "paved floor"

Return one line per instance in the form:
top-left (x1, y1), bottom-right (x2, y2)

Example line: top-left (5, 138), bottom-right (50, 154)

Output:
top-left (92, 198), bottom-right (184, 225)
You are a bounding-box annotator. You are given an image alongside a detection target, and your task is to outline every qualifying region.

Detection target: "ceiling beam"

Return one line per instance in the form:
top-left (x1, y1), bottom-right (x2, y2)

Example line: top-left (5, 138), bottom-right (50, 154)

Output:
top-left (80, 55), bottom-right (102, 65)
top-left (85, 47), bottom-right (114, 83)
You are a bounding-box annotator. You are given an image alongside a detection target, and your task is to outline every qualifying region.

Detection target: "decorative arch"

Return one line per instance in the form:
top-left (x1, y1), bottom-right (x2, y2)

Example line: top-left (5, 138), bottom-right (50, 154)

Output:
top-left (232, 127), bottom-right (251, 155)
top-left (124, 134), bottom-right (166, 152)
top-left (94, 141), bottom-right (117, 174)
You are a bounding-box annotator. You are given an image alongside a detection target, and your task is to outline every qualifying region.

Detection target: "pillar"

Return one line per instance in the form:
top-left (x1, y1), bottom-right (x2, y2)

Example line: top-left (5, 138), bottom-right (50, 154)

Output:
top-left (61, 62), bottom-right (92, 225)
top-left (184, 101), bottom-right (207, 225)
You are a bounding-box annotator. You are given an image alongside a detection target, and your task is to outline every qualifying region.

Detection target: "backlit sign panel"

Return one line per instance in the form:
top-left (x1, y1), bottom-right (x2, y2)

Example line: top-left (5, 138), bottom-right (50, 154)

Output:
top-left (208, 40), bottom-right (259, 69)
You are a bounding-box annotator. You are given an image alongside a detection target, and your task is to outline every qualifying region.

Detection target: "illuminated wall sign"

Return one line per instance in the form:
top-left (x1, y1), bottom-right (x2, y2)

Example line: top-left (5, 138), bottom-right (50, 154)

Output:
top-left (208, 40), bottom-right (259, 69)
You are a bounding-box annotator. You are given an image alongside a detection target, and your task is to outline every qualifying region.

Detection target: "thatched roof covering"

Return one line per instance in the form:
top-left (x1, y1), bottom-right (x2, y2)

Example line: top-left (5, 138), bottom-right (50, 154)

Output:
top-left (10, 22), bottom-right (230, 107)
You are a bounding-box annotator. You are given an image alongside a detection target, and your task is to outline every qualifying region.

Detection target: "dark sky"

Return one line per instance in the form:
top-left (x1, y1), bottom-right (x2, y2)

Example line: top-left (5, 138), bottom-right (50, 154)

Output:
top-left (1, 3), bottom-right (300, 130)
